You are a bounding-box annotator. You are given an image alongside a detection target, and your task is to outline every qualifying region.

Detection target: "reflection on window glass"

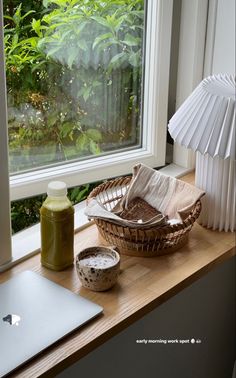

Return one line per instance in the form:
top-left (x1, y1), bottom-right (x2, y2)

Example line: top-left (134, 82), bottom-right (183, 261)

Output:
top-left (4, 0), bottom-right (145, 173)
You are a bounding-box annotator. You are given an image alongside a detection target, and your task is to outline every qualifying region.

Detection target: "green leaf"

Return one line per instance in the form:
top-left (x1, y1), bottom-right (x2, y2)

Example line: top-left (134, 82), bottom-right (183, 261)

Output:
top-left (63, 146), bottom-right (77, 159)
top-left (86, 128), bottom-right (102, 142)
top-left (60, 30), bottom-right (72, 41)
top-left (75, 20), bottom-right (88, 35)
top-left (31, 60), bottom-right (47, 72)
top-left (32, 19), bottom-right (42, 37)
top-left (19, 37), bottom-right (38, 48)
top-left (70, 187), bottom-right (80, 201)
top-left (76, 133), bottom-right (88, 152)
top-left (92, 80), bottom-right (102, 88)
top-left (67, 49), bottom-right (78, 69)
top-left (4, 15), bottom-right (14, 22)
top-left (12, 34), bottom-right (19, 47)
top-left (89, 140), bottom-right (100, 155)
top-left (60, 122), bottom-right (74, 138)
top-left (95, 39), bottom-right (120, 52)
top-left (48, 0), bottom-right (68, 7)
top-left (114, 16), bottom-right (126, 32)
top-left (131, 10), bottom-right (144, 20)
top-left (91, 16), bottom-right (111, 29)
top-left (83, 87), bottom-right (91, 102)
top-left (128, 51), bottom-right (140, 67)
top-left (92, 32), bottom-right (113, 49)
top-left (122, 33), bottom-right (140, 47)
top-left (77, 39), bottom-right (87, 51)
top-left (46, 45), bottom-right (62, 58)
top-left (21, 10), bottom-right (36, 21)
top-left (43, 0), bottom-right (49, 8)
top-left (71, 184), bottom-right (90, 203)
top-left (13, 4), bottom-right (22, 25)
top-left (77, 186), bottom-right (90, 202)
top-left (47, 113), bottom-right (58, 127)
top-left (108, 51), bottom-right (127, 71)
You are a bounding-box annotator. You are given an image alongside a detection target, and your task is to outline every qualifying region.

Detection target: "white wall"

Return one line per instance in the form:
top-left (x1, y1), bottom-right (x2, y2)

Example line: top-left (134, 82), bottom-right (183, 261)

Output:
top-left (205, 0), bottom-right (235, 75)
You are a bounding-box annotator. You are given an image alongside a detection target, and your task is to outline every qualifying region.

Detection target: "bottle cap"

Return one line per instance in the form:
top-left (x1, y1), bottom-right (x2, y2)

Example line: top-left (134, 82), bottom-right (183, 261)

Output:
top-left (47, 181), bottom-right (67, 197)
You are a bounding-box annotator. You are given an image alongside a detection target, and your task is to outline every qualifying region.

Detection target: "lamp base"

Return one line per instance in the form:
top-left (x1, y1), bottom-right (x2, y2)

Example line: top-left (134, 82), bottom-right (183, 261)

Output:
top-left (195, 152), bottom-right (235, 232)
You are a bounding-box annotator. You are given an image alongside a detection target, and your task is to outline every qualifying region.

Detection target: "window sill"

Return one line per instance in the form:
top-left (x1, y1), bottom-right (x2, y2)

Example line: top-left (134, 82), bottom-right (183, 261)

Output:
top-left (0, 206), bottom-right (235, 377)
top-left (0, 163), bottom-right (193, 272)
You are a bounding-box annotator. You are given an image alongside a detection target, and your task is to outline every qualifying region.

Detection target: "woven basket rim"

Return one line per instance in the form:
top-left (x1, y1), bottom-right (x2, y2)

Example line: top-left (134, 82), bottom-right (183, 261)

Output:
top-left (87, 175), bottom-right (202, 234)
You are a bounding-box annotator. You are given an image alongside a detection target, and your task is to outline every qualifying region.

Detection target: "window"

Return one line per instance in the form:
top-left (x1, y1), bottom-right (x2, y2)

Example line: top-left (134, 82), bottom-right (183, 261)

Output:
top-left (6, 0), bottom-right (145, 174)
top-left (1, 0), bottom-right (208, 270)
top-left (0, 0), bottom-right (173, 268)
top-left (2, 0), bottom-right (173, 202)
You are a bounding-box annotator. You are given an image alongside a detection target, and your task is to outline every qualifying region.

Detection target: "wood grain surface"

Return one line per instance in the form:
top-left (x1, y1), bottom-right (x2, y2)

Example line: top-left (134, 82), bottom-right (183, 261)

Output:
top-left (0, 173), bottom-right (235, 378)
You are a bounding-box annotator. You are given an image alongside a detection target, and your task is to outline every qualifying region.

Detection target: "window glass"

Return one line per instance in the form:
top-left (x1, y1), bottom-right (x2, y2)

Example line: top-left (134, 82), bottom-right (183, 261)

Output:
top-left (4, 0), bottom-right (145, 173)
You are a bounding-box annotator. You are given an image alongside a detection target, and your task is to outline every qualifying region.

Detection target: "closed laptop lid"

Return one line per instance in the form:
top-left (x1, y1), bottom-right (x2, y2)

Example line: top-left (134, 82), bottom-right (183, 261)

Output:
top-left (0, 270), bottom-right (103, 377)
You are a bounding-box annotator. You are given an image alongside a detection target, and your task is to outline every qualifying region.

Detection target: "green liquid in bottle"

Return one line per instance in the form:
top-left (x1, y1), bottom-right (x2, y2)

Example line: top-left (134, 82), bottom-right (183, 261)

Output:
top-left (40, 191), bottom-right (74, 271)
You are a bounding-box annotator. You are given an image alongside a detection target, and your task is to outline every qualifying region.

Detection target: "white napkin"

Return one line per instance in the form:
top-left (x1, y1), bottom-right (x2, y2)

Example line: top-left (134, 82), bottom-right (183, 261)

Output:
top-left (120, 164), bottom-right (205, 220)
top-left (85, 164), bottom-right (205, 227)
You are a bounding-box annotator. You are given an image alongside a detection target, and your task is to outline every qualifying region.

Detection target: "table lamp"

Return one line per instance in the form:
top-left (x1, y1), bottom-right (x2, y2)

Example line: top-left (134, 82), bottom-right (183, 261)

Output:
top-left (168, 74), bottom-right (235, 232)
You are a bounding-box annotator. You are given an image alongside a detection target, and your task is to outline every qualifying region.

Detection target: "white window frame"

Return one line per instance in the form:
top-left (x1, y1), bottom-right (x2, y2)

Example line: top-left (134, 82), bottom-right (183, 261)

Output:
top-left (0, 9), bottom-right (12, 267)
top-left (8, 0), bottom-right (173, 201)
top-left (0, 0), bottom-right (209, 271)
top-left (0, 0), bottom-right (173, 269)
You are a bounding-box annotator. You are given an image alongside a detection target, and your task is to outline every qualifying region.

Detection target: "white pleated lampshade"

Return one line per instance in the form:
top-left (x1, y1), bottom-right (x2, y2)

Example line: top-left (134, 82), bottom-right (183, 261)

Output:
top-left (168, 74), bottom-right (235, 232)
top-left (168, 74), bottom-right (235, 160)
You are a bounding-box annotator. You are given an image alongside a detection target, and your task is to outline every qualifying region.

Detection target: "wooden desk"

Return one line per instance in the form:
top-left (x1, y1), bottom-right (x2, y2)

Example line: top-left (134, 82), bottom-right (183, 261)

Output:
top-left (1, 174), bottom-right (235, 378)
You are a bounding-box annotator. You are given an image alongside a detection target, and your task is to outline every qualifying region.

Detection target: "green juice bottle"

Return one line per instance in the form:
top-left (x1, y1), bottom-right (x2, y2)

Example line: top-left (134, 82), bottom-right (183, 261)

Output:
top-left (40, 181), bottom-right (74, 271)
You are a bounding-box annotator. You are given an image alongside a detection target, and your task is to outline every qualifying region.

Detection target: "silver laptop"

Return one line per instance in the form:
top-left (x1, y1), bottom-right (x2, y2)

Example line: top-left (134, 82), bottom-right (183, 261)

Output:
top-left (0, 270), bottom-right (103, 377)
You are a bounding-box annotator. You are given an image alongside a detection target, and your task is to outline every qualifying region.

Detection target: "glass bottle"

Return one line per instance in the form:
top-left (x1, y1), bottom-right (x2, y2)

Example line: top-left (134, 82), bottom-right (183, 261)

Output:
top-left (40, 181), bottom-right (74, 271)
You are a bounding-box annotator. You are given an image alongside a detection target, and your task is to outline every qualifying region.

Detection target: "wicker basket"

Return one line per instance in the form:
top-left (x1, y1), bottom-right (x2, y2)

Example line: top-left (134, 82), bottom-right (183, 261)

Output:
top-left (87, 176), bottom-right (202, 257)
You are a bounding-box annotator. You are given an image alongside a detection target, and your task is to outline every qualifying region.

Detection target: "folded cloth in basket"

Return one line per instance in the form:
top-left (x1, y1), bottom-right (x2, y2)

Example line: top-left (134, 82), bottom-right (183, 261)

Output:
top-left (85, 198), bottom-right (168, 228)
top-left (117, 164), bottom-right (205, 221)
top-left (85, 164), bottom-right (205, 228)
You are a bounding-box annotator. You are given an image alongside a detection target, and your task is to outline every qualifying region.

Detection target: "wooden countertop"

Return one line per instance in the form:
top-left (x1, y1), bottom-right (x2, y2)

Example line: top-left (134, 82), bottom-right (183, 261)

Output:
top-left (1, 173), bottom-right (235, 378)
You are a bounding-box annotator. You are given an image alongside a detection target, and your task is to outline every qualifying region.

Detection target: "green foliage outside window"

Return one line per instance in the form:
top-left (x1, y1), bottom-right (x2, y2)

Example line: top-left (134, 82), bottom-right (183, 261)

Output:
top-left (4, 0), bottom-right (144, 233)
top-left (4, 0), bottom-right (144, 171)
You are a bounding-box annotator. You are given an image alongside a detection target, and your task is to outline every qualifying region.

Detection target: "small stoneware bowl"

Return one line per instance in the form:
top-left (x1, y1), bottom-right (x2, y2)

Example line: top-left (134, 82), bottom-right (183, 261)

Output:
top-left (76, 246), bottom-right (120, 291)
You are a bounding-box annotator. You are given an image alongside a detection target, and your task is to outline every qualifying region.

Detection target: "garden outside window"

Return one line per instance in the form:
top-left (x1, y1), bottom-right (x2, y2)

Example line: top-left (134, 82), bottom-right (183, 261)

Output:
top-left (0, 0), bottom-right (173, 269)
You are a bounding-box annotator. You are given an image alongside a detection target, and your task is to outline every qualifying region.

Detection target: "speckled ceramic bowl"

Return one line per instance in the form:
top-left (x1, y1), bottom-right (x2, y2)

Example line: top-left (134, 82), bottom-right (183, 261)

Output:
top-left (76, 246), bottom-right (120, 291)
